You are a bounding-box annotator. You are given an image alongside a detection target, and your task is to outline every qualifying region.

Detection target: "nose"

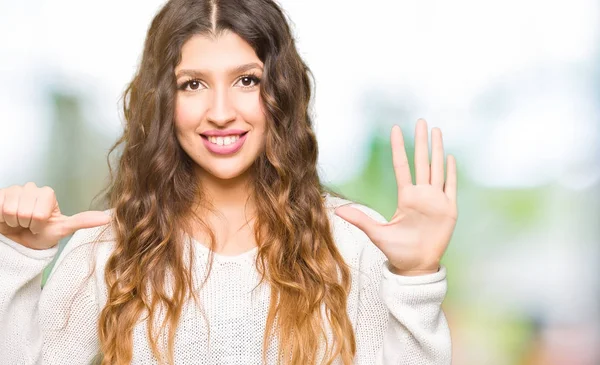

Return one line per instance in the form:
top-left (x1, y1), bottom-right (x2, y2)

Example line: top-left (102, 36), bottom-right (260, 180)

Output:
top-left (206, 87), bottom-right (236, 126)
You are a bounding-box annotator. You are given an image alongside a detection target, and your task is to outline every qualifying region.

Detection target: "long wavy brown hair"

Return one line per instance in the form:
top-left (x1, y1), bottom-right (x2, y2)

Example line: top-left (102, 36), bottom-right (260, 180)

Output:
top-left (97, 0), bottom-right (355, 364)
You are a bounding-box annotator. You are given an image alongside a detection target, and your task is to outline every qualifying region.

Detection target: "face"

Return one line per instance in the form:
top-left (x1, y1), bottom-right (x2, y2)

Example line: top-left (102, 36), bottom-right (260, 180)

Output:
top-left (174, 30), bottom-right (266, 182)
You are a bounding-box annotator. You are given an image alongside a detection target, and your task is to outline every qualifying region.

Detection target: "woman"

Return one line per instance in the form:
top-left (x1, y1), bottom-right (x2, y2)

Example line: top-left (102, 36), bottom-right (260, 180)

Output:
top-left (0, 0), bottom-right (457, 364)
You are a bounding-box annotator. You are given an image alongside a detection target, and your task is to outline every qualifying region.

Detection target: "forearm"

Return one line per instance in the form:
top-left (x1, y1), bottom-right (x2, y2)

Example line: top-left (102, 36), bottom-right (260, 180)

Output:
top-left (0, 233), bottom-right (58, 365)
top-left (378, 263), bottom-right (451, 365)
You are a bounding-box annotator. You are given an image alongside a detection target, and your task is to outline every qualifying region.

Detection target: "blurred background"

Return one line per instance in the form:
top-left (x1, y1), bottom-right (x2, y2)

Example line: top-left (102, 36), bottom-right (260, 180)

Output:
top-left (1, 0), bottom-right (598, 363)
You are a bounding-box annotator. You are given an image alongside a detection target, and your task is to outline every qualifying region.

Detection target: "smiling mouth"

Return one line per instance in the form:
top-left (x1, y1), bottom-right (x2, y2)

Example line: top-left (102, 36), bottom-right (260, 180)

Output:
top-left (200, 131), bottom-right (249, 146)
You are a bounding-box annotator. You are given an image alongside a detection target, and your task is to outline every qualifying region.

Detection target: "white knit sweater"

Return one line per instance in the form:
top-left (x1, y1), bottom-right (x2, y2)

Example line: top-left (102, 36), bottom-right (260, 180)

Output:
top-left (0, 194), bottom-right (451, 364)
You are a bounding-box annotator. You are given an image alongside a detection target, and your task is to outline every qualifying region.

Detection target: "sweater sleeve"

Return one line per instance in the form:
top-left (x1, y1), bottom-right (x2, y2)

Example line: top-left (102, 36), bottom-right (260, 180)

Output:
top-left (348, 204), bottom-right (452, 365)
top-left (0, 227), bottom-right (106, 365)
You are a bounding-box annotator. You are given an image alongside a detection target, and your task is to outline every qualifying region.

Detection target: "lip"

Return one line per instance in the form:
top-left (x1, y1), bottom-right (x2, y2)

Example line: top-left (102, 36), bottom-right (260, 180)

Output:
top-left (201, 131), bottom-right (248, 155)
top-left (200, 129), bottom-right (248, 137)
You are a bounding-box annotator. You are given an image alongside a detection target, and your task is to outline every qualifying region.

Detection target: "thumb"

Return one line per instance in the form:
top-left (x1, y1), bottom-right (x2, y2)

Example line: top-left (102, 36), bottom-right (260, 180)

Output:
top-left (334, 205), bottom-right (380, 238)
top-left (63, 210), bottom-right (112, 235)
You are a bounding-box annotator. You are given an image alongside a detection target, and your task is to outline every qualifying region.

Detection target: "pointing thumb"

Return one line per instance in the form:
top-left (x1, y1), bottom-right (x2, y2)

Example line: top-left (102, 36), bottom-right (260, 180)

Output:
top-left (63, 211), bottom-right (112, 235)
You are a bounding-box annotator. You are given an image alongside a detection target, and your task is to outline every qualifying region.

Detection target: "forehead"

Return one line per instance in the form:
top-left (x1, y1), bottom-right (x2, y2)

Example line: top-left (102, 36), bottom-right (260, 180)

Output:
top-left (176, 31), bottom-right (262, 72)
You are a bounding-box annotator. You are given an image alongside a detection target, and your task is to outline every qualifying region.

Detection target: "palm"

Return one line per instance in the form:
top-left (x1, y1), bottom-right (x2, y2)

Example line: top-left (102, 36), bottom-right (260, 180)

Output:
top-left (335, 119), bottom-right (458, 275)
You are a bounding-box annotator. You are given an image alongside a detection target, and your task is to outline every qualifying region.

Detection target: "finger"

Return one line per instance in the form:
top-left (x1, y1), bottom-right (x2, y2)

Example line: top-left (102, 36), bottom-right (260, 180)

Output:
top-left (444, 154), bottom-right (457, 203)
top-left (334, 205), bottom-right (381, 241)
top-left (414, 118), bottom-right (430, 185)
top-left (29, 187), bottom-right (56, 234)
top-left (430, 127), bottom-right (445, 189)
top-left (0, 189), bottom-right (5, 224)
top-left (17, 182), bottom-right (38, 228)
top-left (391, 125), bottom-right (412, 190)
top-left (3, 186), bottom-right (21, 228)
top-left (62, 211), bottom-right (112, 236)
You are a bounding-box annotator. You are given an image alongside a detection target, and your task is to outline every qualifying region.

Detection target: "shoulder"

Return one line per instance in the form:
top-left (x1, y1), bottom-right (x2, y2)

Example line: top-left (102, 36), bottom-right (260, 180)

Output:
top-left (39, 211), bottom-right (118, 330)
top-left (48, 209), bottom-right (117, 279)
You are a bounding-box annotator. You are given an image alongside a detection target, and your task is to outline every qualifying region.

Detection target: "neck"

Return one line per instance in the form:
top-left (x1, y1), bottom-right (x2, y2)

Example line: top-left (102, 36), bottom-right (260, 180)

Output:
top-left (191, 168), bottom-right (258, 255)
top-left (196, 169), bottom-right (255, 217)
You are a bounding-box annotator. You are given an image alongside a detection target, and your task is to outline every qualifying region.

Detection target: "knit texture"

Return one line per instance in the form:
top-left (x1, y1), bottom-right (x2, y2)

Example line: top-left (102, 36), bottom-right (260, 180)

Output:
top-left (0, 193), bottom-right (451, 364)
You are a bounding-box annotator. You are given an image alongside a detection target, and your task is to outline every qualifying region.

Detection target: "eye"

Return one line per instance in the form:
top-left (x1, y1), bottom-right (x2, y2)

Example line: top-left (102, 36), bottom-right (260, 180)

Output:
top-left (235, 74), bottom-right (261, 89)
top-left (178, 79), bottom-right (205, 91)
top-left (187, 80), bottom-right (201, 90)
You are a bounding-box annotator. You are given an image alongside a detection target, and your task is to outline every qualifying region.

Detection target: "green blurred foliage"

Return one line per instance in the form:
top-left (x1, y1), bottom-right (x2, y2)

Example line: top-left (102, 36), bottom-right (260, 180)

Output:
top-left (41, 89), bottom-right (112, 285)
top-left (324, 108), bottom-right (550, 364)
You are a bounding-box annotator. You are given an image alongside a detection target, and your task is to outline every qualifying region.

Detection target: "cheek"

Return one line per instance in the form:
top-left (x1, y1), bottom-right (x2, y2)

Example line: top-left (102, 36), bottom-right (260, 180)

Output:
top-left (236, 92), bottom-right (266, 129)
top-left (175, 96), bottom-right (204, 129)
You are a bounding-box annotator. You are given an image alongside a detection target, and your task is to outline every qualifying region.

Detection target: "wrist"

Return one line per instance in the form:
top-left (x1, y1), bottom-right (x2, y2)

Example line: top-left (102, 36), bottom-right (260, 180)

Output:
top-left (389, 263), bottom-right (440, 276)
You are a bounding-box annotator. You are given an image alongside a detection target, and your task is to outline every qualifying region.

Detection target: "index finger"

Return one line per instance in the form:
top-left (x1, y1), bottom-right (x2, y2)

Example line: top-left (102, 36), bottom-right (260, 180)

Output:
top-left (29, 187), bottom-right (56, 234)
top-left (391, 125), bottom-right (413, 190)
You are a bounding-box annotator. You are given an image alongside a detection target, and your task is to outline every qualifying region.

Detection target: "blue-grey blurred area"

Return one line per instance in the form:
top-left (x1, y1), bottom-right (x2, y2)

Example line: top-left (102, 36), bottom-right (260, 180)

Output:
top-left (1, 0), bottom-right (598, 364)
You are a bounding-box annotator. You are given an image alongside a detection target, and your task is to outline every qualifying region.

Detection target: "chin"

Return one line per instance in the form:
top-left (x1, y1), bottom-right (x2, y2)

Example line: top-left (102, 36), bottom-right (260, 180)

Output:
top-left (200, 163), bottom-right (252, 181)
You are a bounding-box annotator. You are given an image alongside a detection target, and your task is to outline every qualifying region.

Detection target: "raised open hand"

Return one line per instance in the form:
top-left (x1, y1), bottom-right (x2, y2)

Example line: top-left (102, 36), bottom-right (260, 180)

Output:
top-left (334, 119), bottom-right (458, 276)
top-left (0, 182), bottom-right (112, 250)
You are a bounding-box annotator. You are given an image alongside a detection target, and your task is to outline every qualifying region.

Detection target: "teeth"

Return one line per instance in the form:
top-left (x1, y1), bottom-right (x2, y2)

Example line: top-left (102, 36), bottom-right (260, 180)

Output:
top-left (208, 135), bottom-right (241, 146)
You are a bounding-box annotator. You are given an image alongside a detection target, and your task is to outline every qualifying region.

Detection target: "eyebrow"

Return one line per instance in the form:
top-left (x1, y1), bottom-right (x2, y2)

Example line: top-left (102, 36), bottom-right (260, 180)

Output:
top-left (175, 62), bottom-right (263, 79)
